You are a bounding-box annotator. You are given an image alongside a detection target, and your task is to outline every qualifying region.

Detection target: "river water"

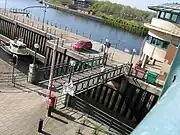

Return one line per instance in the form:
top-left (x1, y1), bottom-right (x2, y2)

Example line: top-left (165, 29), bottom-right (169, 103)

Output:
top-left (0, 0), bottom-right (144, 54)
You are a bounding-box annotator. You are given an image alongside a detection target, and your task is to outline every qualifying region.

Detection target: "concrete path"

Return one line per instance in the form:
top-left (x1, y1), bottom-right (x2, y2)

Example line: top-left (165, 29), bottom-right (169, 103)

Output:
top-left (37, 108), bottom-right (111, 135)
top-left (0, 87), bottom-right (47, 135)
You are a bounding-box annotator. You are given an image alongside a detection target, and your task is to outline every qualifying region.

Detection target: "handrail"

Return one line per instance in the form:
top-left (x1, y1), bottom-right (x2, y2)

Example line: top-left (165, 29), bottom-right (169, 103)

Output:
top-left (74, 96), bottom-right (134, 131)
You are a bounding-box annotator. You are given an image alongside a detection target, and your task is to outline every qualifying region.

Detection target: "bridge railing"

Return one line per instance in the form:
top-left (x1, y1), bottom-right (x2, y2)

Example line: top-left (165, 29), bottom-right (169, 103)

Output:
top-left (73, 64), bottom-right (124, 94)
top-left (9, 8), bottom-right (30, 14)
top-left (37, 56), bottom-right (104, 81)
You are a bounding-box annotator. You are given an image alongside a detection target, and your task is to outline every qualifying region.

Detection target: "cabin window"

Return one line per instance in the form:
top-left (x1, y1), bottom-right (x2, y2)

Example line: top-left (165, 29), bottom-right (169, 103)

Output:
top-left (160, 12), bottom-right (165, 18)
top-left (13, 44), bottom-right (18, 48)
top-left (171, 14), bottom-right (178, 22)
top-left (147, 35), bottom-right (169, 50)
top-left (177, 15), bottom-right (180, 24)
top-left (151, 37), bottom-right (156, 45)
top-left (164, 12), bottom-right (171, 20)
top-left (162, 41), bottom-right (169, 49)
top-left (19, 46), bottom-right (26, 49)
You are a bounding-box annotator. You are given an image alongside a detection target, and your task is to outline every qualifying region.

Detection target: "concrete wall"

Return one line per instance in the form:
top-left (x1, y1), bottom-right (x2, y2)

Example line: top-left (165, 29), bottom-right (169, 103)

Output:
top-left (165, 44), bottom-right (177, 65)
top-left (161, 60), bottom-right (170, 75)
top-left (148, 29), bottom-right (180, 46)
top-left (151, 18), bottom-right (180, 35)
top-left (143, 42), bottom-right (166, 62)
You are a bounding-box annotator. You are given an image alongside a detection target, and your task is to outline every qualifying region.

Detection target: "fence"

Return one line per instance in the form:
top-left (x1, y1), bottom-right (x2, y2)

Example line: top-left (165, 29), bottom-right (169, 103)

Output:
top-left (37, 56), bottom-right (104, 81)
top-left (70, 96), bottom-right (134, 135)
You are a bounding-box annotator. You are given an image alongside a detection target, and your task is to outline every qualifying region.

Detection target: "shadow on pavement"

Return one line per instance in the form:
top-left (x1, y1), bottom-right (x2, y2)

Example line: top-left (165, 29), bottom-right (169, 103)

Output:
top-left (40, 131), bottom-right (51, 135)
top-left (53, 109), bottom-right (76, 121)
top-left (50, 115), bottom-right (68, 124)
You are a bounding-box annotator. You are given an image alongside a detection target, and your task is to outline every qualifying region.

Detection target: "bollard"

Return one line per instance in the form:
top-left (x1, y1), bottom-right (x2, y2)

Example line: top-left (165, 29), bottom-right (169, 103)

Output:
top-left (48, 105), bottom-right (53, 117)
top-left (38, 118), bottom-right (43, 132)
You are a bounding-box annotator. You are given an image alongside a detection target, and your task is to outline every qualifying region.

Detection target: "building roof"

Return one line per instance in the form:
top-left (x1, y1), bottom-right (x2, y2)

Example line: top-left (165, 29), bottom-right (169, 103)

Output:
top-left (148, 3), bottom-right (180, 14)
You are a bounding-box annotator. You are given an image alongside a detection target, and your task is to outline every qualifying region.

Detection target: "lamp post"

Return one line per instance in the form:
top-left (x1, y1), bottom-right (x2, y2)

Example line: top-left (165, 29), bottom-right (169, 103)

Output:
top-left (68, 60), bottom-right (76, 83)
top-left (48, 38), bottom-right (59, 108)
top-left (103, 38), bottom-right (111, 65)
top-left (5, 0), bottom-right (7, 11)
top-left (11, 54), bottom-right (18, 87)
top-left (130, 49), bottom-right (136, 64)
top-left (42, 4), bottom-right (49, 30)
top-left (33, 43), bottom-right (40, 65)
top-left (64, 60), bottom-right (76, 108)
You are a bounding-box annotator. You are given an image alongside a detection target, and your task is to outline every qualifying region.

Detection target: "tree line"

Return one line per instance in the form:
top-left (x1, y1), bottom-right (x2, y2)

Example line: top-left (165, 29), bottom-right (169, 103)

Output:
top-left (89, 1), bottom-right (155, 23)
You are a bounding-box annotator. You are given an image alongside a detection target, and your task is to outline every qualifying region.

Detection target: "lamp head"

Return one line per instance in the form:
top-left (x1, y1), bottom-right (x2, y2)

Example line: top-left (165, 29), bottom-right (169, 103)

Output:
top-left (34, 43), bottom-right (40, 49)
top-left (70, 60), bottom-right (76, 66)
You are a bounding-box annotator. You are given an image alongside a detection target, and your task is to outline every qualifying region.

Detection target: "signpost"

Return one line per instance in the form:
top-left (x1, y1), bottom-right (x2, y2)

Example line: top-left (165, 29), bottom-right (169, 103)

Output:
top-left (62, 80), bottom-right (75, 107)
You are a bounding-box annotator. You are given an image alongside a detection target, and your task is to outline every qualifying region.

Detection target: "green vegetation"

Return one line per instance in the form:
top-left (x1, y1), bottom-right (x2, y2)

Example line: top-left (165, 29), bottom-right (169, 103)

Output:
top-left (100, 13), bottom-right (148, 36)
top-left (89, 1), bottom-right (155, 23)
top-left (89, 1), bottom-right (155, 36)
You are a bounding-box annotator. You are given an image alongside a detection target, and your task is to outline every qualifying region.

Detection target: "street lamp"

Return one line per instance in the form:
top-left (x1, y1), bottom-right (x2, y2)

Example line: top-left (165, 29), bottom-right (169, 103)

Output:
top-left (42, 4), bottom-right (49, 30)
top-left (33, 43), bottom-right (40, 65)
top-left (130, 49), bottom-right (136, 64)
top-left (103, 38), bottom-right (111, 65)
top-left (11, 54), bottom-right (18, 87)
top-left (5, 0), bottom-right (7, 11)
top-left (68, 60), bottom-right (76, 83)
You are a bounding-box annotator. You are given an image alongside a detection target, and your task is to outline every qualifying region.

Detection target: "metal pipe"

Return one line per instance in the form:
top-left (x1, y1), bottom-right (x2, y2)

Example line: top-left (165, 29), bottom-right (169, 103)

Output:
top-left (5, 0), bottom-right (7, 11)
top-left (42, 5), bottom-right (47, 31)
top-left (33, 48), bottom-right (37, 65)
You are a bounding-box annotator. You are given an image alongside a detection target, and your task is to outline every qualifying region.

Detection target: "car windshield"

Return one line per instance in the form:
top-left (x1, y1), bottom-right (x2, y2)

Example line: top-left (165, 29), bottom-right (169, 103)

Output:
top-left (77, 41), bottom-right (84, 45)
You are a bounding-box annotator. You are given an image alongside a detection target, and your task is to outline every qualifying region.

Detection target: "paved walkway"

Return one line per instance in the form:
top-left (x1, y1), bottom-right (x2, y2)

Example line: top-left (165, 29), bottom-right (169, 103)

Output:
top-left (0, 58), bottom-right (49, 135)
top-left (0, 87), bottom-right (47, 135)
top-left (37, 108), bottom-right (112, 135)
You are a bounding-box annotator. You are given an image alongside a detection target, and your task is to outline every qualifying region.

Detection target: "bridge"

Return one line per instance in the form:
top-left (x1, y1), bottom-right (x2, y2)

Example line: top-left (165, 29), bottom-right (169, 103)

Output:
top-left (0, 9), bottom-right (161, 135)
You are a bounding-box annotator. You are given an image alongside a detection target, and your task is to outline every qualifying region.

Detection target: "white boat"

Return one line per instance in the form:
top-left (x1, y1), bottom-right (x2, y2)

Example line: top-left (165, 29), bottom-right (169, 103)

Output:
top-left (0, 39), bottom-right (29, 56)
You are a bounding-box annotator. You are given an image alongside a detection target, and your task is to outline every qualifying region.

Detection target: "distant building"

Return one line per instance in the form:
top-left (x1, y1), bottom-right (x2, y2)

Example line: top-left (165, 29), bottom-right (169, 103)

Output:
top-left (72, 0), bottom-right (92, 9)
top-left (141, 3), bottom-right (180, 77)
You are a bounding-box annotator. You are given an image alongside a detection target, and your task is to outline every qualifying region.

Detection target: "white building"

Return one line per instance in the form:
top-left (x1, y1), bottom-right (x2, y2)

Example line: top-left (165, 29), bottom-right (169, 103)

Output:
top-left (141, 3), bottom-right (180, 77)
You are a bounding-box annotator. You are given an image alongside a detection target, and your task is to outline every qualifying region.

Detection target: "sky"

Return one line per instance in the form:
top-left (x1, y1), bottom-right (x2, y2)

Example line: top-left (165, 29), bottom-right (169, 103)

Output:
top-left (107, 0), bottom-right (180, 10)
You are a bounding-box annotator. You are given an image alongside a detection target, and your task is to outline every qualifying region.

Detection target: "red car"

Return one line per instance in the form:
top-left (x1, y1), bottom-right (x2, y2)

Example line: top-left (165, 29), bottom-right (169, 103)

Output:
top-left (73, 40), bottom-right (92, 51)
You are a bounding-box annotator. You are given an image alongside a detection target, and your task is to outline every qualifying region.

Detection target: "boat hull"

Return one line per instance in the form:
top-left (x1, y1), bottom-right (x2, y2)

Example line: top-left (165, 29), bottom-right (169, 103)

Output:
top-left (0, 45), bottom-right (29, 58)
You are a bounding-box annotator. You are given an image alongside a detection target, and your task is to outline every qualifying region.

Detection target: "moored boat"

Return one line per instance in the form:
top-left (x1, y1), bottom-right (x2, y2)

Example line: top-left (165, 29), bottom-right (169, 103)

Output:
top-left (0, 38), bottom-right (29, 57)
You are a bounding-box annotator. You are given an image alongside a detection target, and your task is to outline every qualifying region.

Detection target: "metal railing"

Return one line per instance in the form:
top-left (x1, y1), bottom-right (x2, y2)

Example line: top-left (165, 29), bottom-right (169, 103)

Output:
top-left (37, 56), bottom-right (104, 80)
top-left (73, 64), bottom-right (124, 94)
top-left (70, 96), bottom-right (134, 135)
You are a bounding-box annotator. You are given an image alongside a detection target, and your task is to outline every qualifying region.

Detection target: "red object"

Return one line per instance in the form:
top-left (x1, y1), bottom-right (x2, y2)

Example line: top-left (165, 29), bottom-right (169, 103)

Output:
top-left (73, 40), bottom-right (92, 51)
top-left (135, 63), bottom-right (140, 69)
top-left (48, 94), bottom-right (56, 108)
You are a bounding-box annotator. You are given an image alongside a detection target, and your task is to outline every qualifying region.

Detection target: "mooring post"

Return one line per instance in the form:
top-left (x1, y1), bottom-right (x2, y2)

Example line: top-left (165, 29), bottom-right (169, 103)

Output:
top-left (38, 118), bottom-right (44, 133)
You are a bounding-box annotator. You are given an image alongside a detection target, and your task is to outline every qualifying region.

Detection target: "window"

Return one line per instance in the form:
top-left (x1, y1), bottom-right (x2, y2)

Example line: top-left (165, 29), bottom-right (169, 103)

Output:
top-left (151, 37), bottom-right (156, 45)
top-left (156, 40), bottom-right (163, 46)
top-left (171, 14), bottom-right (178, 22)
top-left (78, 41), bottom-right (84, 45)
top-left (162, 42), bottom-right (169, 49)
top-left (160, 12), bottom-right (165, 18)
top-left (146, 35), bottom-right (169, 50)
top-left (164, 12), bottom-right (171, 20)
top-left (177, 15), bottom-right (180, 24)
top-left (12, 44), bottom-right (18, 48)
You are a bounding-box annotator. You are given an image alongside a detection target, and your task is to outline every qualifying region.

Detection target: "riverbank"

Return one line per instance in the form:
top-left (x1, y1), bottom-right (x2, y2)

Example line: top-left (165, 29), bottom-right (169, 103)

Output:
top-left (44, 1), bottom-right (148, 37)
top-left (44, 1), bottom-right (103, 22)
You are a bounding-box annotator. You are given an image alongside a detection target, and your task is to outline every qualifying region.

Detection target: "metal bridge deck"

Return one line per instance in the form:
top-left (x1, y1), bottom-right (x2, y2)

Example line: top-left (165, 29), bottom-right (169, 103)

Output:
top-left (38, 63), bottom-right (128, 96)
